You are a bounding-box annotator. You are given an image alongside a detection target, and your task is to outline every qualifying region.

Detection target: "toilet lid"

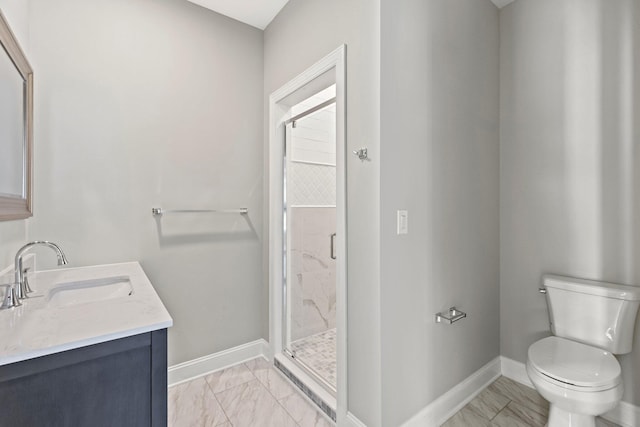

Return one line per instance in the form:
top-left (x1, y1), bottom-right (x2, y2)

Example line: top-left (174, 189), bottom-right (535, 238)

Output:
top-left (528, 337), bottom-right (621, 389)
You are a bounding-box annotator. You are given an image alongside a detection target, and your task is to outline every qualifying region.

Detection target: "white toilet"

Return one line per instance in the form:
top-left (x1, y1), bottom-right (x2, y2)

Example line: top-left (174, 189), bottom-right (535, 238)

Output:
top-left (527, 275), bottom-right (640, 427)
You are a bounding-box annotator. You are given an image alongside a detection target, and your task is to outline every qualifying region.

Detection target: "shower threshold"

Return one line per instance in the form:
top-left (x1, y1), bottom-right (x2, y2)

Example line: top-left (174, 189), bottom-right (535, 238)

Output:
top-left (275, 353), bottom-right (337, 422)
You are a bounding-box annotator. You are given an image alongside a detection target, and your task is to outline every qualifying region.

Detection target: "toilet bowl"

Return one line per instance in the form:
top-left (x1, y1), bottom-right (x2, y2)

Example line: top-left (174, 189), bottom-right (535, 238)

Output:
top-left (527, 337), bottom-right (622, 426)
top-left (526, 275), bottom-right (640, 427)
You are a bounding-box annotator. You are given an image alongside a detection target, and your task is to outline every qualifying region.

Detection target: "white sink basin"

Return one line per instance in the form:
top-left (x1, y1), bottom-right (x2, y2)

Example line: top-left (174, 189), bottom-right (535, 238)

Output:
top-left (0, 262), bottom-right (172, 367)
top-left (48, 276), bottom-right (133, 308)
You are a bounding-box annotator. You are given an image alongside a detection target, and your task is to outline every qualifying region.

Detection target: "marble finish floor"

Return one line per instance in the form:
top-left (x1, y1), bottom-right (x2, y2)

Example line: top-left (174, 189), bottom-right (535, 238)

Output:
top-left (168, 357), bottom-right (333, 427)
top-left (442, 376), bottom-right (621, 427)
top-left (289, 328), bottom-right (336, 390)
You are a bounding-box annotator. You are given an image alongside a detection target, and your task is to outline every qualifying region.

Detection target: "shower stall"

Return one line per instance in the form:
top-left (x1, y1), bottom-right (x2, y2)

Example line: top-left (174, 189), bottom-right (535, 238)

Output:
top-left (269, 46), bottom-right (346, 423)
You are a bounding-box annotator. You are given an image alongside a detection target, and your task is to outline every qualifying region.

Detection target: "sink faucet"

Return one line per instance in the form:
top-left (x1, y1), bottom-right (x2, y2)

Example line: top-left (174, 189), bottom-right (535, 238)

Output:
top-left (14, 241), bottom-right (68, 300)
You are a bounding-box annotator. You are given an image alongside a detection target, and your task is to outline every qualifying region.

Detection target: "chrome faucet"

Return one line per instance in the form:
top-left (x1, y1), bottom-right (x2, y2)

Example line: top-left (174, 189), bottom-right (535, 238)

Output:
top-left (14, 241), bottom-right (68, 300)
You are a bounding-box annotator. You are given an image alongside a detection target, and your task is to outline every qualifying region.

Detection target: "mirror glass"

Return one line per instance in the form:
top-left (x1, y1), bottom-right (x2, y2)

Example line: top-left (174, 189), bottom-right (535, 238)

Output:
top-left (0, 10), bottom-right (33, 220)
top-left (0, 45), bottom-right (25, 197)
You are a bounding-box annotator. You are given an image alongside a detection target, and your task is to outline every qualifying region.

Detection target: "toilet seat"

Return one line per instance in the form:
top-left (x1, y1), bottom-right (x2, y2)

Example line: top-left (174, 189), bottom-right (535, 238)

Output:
top-left (528, 337), bottom-right (621, 392)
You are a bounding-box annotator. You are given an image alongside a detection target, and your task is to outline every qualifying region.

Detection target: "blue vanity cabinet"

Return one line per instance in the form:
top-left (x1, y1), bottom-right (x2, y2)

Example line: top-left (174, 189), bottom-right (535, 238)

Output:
top-left (0, 329), bottom-right (167, 427)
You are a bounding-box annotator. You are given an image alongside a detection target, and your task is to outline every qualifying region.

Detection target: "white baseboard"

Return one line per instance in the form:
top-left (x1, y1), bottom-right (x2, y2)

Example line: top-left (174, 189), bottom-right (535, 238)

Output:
top-left (402, 357), bottom-right (502, 427)
top-left (168, 339), bottom-right (269, 386)
top-left (500, 356), bottom-right (640, 427)
top-left (605, 400), bottom-right (640, 427)
top-left (500, 356), bottom-right (533, 388)
top-left (344, 412), bottom-right (367, 427)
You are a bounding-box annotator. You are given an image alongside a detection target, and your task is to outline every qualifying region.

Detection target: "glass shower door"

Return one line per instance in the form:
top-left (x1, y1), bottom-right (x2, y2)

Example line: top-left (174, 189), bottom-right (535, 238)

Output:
top-left (283, 87), bottom-right (337, 393)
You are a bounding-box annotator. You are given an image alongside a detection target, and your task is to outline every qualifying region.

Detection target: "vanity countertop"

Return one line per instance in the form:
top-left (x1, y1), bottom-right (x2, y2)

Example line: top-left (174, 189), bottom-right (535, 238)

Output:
top-left (0, 262), bottom-right (172, 366)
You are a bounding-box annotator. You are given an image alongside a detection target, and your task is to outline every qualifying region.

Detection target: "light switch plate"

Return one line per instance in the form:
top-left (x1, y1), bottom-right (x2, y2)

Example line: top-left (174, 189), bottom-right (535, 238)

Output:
top-left (397, 210), bottom-right (408, 235)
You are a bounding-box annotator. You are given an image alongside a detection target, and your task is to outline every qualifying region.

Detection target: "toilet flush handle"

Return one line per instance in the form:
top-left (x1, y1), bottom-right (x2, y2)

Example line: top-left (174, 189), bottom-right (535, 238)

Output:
top-left (539, 288), bottom-right (547, 294)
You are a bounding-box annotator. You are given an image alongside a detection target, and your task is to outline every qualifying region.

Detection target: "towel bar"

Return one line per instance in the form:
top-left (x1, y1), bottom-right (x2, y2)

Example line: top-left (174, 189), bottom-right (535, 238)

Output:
top-left (151, 207), bottom-right (248, 216)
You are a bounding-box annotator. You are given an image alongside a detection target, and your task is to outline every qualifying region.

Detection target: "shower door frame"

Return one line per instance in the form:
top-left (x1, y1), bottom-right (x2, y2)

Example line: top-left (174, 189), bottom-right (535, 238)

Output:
top-left (268, 45), bottom-right (347, 424)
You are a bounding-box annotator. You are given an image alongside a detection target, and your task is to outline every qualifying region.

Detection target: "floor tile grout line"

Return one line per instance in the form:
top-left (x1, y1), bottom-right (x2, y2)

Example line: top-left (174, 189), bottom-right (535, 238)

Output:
top-left (488, 398), bottom-right (512, 423)
top-left (211, 385), bottom-right (233, 426)
top-left (244, 358), bottom-right (299, 404)
top-left (507, 399), bottom-right (549, 419)
top-left (467, 380), bottom-right (510, 423)
top-left (490, 396), bottom-right (513, 422)
top-left (221, 361), bottom-right (302, 427)
top-left (213, 378), bottom-right (266, 427)
top-left (203, 364), bottom-right (261, 426)
top-left (263, 359), bottom-right (335, 426)
top-left (487, 387), bottom-right (513, 408)
top-left (276, 379), bottom-right (336, 426)
top-left (169, 376), bottom-right (232, 427)
top-left (264, 379), bottom-right (303, 427)
top-left (275, 388), bottom-right (306, 427)
top-left (249, 358), bottom-right (326, 427)
top-left (244, 375), bottom-right (302, 427)
top-left (254, 364), bottom-right (304, 426)
top-left (203, 363), bottom-right (256, 395)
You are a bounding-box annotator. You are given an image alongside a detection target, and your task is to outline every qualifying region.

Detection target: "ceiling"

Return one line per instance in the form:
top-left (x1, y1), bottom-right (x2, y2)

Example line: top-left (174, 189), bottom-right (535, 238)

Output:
top-left (491, 0), bottom-right (516, 8)
top-left (186, 0), bottom-right (290, 30)
top-left (188, 0), bottom-right (515, 31)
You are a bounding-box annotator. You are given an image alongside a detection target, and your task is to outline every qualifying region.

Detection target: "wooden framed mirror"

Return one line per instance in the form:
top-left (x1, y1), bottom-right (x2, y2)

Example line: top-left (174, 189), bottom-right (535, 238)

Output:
top-left (0, 9), bottom-right (32, 221)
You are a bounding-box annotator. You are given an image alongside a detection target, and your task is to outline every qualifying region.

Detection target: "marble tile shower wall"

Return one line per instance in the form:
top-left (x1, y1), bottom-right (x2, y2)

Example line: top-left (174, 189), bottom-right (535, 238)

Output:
top-left (290, 207), bottom-right (336, 341)
top-left (288, 160), bottom-right (337, 342)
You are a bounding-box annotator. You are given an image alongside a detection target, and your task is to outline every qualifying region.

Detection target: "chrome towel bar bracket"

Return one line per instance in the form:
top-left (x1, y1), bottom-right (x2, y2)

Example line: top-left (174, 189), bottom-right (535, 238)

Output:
top-left (435, 307), bottom-right (467, 324)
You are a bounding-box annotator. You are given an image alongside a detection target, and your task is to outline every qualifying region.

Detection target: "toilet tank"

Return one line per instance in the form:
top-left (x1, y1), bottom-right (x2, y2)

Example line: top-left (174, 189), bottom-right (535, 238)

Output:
top-left (543, 275), bottom-right (640, 354)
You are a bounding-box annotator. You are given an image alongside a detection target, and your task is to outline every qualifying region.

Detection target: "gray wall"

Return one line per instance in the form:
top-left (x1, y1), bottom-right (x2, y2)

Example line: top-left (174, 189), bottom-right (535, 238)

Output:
top-left (634, 0), bottom-right (640, 405)
top-left (500, 0), bottom-right (640, 406)
top-left (263, 1), bottom-right (382, 425)
top-left (0, 0), bottom-right (27, 49)
top-left (380, 0), bottom-right (500, 425)
top-left (26, 0), bottom-right (264, 366)
top-left (0, 0), bottom-right (29, 269)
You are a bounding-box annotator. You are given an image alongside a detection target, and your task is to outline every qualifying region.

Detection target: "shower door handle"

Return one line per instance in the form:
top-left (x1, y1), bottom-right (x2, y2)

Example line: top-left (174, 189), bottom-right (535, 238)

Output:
top-left (330, 233), bottom-right (337, 260)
